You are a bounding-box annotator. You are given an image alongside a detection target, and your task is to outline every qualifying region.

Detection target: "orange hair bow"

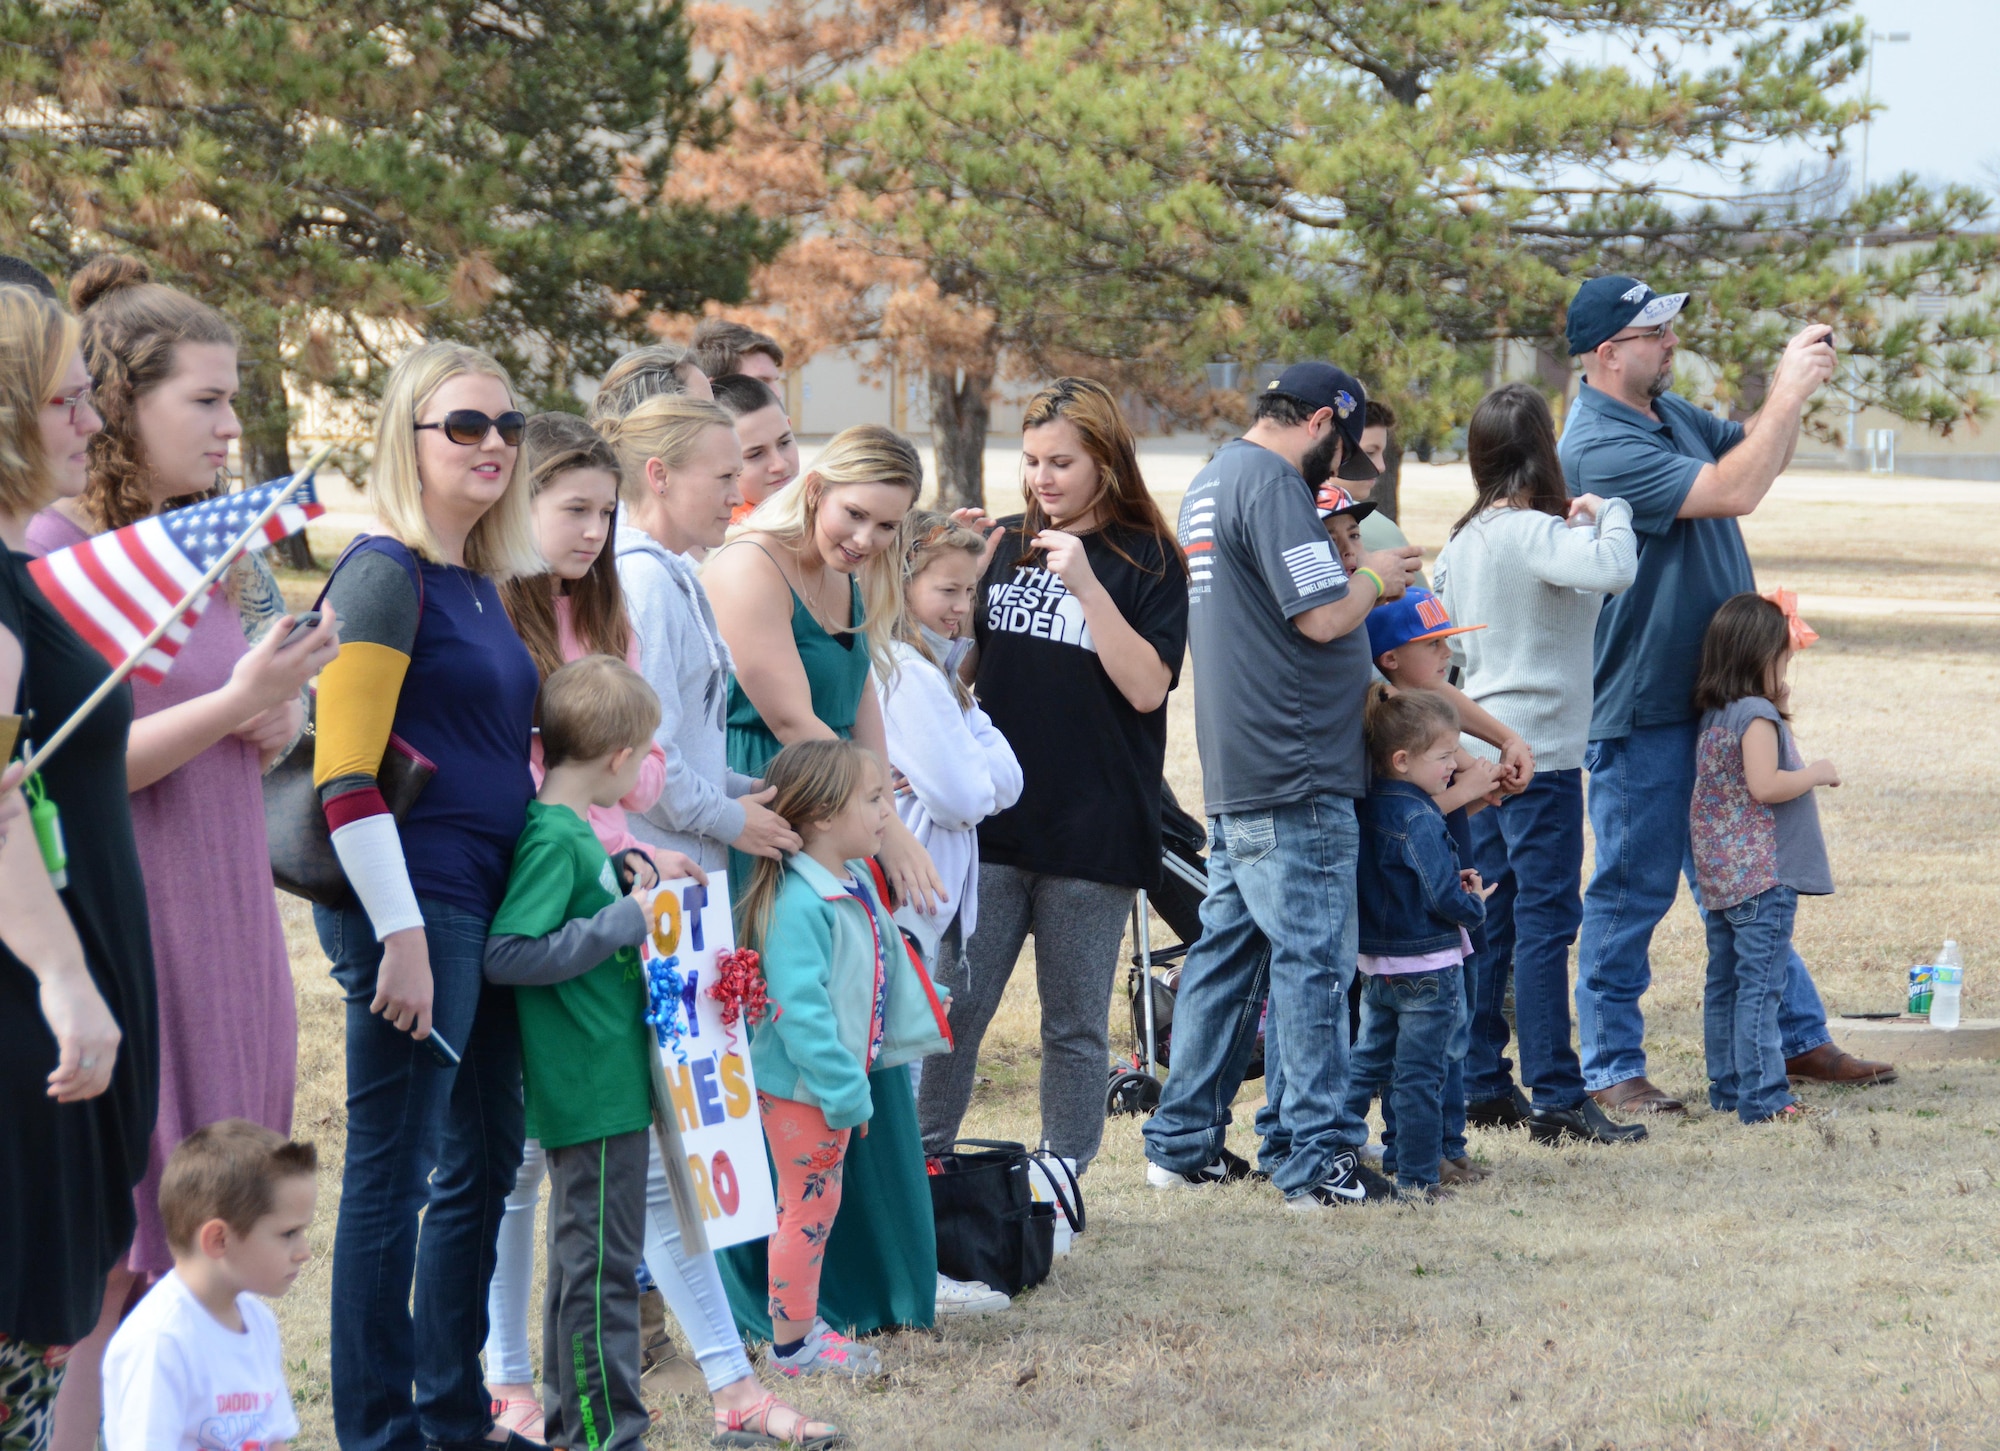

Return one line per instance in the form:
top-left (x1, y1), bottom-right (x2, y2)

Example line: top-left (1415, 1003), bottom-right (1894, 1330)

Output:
top-left (1762, 588), bottom-right (1819, 651)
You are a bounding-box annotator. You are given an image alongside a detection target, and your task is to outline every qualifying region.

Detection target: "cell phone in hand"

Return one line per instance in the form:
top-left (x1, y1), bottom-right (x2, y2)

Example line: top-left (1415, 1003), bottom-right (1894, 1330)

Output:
top-left (422, 1028), bottom-right (461, 1068)
top-left (279, 611), bottom-right (323, 648)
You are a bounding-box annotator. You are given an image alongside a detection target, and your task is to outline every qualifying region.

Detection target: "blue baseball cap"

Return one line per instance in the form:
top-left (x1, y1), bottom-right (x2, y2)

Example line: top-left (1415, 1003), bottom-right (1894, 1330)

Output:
top-left (1565, 276), bottom-right (1689, 356)
top-left (1264, 362), bottom-right (1377, 481)
top-left (1366, 587), bottom-right (1486, 660)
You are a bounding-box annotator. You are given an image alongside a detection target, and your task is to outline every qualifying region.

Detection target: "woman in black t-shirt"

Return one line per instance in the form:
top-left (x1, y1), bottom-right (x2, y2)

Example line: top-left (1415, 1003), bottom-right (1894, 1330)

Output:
top-left (916, 378), bottom-right (1187, 1173)
top-left (0, 284), bottom-right (156, 1443)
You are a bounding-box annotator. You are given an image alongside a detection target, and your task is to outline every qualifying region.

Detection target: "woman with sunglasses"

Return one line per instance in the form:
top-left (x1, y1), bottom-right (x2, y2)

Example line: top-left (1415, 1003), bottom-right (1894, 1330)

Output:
top-left (310, 343), bottom-right (544, 1450)
top-left (24, 256), bottom-right (340, 1449)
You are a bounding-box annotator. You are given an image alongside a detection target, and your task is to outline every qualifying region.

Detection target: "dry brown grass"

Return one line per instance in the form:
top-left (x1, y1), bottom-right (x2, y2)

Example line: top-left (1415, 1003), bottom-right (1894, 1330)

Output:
top-left (275, 466), bottom-right (2000, 1448)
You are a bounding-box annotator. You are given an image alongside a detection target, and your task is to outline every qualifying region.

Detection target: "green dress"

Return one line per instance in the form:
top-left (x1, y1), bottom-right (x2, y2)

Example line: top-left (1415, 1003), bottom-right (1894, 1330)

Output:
top-left (719, 565), bottom-right (938, 1338)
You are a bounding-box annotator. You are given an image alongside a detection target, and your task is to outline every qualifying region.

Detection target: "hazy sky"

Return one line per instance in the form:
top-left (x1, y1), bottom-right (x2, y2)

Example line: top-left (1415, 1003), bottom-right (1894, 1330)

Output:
top-left (1838, 0), bottom-right (2000, 191)
top-left (1544, 0), bottom-right (2000, 199)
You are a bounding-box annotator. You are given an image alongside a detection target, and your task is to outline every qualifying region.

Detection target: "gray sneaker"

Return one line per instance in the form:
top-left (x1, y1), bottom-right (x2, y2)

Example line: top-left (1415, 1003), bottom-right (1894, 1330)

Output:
top-left (764, 1318), bottom-right (882, 1379)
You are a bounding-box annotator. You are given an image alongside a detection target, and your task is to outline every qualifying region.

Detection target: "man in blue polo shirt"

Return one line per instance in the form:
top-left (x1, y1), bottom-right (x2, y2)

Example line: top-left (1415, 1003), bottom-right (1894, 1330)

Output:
top-left (1560, 276), bottom-right (1894, 1114)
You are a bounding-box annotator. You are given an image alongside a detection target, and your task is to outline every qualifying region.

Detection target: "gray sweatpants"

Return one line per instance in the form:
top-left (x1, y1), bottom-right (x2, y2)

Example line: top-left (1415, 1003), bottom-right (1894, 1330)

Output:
top-left (543, 1129), bottom-right (650, 1451)
top-left (917, 863), bottom-right (1132, 1168)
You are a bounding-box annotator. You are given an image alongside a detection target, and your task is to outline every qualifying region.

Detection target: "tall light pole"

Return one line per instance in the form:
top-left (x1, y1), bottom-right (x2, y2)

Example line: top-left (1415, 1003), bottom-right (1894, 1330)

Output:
top-left (1849, 29), bottom-right (1911, 456)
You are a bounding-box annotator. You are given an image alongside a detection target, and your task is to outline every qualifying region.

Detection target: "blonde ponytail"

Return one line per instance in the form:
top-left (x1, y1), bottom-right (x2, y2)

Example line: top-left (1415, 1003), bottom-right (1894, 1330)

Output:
top-left (596, 394), bottom-right (734, 508)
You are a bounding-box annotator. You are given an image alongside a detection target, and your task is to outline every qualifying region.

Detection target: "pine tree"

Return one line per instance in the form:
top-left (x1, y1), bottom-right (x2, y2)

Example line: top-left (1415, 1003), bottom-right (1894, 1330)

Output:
top-left (0, 0), bottom-right (781, 558)
top-left (682, 0), bottom-right (1998, 511)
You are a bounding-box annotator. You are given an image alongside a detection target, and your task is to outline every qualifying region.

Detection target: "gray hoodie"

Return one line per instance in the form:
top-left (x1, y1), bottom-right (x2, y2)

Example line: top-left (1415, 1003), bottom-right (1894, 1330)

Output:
top-left (614, 524), bottom-right (758, 871)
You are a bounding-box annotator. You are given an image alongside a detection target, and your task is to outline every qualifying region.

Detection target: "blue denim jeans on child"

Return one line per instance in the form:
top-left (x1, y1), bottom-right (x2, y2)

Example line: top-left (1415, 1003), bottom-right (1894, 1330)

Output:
top-left (1467, 770), bottom-right (1589, 1109)
top-left (1702, 884), bottom-right (1800, 1122)
top-left (316, 898), bottom-right (525, 1451)
top-left (1143, 793), bottom-right (1365, 1198)
top-left (1577, 722), bottom-right (1832, 1092)
top-left (1344, 967), bottom-right (1463, 1190)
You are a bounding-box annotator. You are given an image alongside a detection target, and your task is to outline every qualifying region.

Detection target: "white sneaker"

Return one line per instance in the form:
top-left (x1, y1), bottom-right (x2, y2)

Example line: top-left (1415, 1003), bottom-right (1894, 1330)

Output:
top-left (935, 1272), bottom-right (1010, 1315)
top-left (1146, 1146), bottom-right (1255, 1189)
top-left (1359, 1141), bottom-right (1386, 1165)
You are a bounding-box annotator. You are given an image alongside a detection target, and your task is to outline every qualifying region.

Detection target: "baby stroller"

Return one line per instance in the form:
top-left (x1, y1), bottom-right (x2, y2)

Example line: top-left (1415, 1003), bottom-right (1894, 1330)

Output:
top-left (1106, 782), bottom-right (1266, 1116)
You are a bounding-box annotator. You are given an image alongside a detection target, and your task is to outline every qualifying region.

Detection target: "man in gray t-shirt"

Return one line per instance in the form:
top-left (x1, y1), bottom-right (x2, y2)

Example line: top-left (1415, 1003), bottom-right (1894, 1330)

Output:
top-left (1143, 363), bottom-right (1422, 1206)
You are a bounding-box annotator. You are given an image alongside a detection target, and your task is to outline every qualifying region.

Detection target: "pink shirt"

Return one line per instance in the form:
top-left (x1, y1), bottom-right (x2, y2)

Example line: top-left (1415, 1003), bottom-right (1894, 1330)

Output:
top-left (1357, 927), bottom-right (1474, 977)
top-left (528, 595), bottom-right (667, 860)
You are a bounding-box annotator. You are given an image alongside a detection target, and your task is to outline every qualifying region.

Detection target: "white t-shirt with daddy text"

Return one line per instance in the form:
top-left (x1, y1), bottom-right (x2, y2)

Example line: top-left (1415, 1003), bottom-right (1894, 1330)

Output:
top-left (103, 1270), bottom-right (299, 1451)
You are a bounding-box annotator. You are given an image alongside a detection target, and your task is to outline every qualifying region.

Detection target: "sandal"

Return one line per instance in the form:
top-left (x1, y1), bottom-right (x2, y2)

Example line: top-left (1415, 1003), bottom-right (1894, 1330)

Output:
top-left (490, 1394), bottom-right (545, 1442)
top-left (712, 1391), bottom-right (847, 1449)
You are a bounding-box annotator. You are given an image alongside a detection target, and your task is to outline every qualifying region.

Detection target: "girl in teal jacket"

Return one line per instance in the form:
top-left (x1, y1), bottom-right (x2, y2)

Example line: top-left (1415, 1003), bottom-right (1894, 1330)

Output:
top-left (737, 740), bottom-right (951, 1376)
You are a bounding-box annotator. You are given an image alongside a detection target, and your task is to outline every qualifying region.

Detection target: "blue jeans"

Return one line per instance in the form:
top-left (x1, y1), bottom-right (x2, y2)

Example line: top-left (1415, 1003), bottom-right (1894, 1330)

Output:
top-left (1467, 771), bottom-right (1588, 1110)
top-left (1703, 886), bottom-right (1801, 1122)
top-left (1440, 979), bottom-right (1469, 1163)
top-left (1143, 793), bottom-right (1363, 1197)
top-left (316, 898), bottom-right (525, 1451)
top-left (1577, 722), bottom-right (1831, 1092)
top-left (1344, 968), bottom-right (1461, 1189)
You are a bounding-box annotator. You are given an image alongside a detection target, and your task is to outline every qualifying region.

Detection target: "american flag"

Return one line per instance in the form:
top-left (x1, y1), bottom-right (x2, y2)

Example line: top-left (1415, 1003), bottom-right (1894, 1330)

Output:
top-left (29, 474), bottom-right (325, 684)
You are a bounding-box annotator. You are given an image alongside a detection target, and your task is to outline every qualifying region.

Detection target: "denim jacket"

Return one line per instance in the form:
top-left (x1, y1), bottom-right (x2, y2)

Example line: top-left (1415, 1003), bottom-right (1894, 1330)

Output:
top-left (1357, 777), bottom-right (1487, 956)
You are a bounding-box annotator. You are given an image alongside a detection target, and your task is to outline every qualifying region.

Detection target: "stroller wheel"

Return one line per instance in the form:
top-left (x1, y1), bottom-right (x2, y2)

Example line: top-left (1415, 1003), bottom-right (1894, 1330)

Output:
top-left (1105, 1067), bottom-right (1163, 1117)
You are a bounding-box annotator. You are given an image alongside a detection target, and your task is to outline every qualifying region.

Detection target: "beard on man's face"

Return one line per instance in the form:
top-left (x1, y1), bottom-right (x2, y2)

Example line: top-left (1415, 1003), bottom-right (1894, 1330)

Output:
top-left (1299, 427), bottom-right (1341, 489)
top-left (1645, 351), bottom-right (1675, 400)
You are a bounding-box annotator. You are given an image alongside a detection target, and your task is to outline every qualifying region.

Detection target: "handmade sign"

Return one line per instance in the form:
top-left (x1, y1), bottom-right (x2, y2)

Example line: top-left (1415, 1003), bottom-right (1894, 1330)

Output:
top-left (638, 871), bottom-right (777, 1250)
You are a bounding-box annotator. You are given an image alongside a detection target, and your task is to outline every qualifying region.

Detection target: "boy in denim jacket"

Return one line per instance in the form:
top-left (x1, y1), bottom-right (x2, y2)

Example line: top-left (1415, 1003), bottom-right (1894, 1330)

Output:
top-left (1343, 686), bottom-right (1494, 1200)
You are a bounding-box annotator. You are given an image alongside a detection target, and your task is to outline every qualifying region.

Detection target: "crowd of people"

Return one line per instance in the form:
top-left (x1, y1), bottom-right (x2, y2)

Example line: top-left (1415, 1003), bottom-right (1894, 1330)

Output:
top-left (0, 259), bottom-right (1898, 1451)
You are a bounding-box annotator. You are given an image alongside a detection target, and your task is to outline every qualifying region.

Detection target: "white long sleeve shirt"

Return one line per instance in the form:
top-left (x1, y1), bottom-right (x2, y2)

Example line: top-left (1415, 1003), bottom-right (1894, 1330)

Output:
top-left (877, 637), bottom-right (1023, 950)
top-left (1432, 499), bottom-right (1637, 771)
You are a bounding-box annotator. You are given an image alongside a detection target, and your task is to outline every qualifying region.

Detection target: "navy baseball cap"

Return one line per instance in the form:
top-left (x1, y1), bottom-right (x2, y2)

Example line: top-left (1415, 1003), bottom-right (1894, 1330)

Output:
top-left (1264, 362), bottom-right (1378, 482)
top-left (1565, 276), bottom-right (1689, 356)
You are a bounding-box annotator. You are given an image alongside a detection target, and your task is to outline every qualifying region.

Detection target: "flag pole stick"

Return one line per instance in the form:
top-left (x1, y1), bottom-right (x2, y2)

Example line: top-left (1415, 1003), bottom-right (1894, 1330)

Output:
top-left (18, 444), bottom-right (336, 780)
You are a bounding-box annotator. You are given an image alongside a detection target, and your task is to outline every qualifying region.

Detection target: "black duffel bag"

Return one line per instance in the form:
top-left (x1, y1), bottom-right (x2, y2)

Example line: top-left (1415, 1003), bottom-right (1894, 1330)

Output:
top-left (928, 1139), bottom-right (1081, 1297)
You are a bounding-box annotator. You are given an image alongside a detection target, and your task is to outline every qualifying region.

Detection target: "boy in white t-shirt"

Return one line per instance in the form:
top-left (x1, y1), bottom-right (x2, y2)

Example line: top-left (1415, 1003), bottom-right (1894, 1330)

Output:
top-left (103, 1119), bottom-right (316, 1451)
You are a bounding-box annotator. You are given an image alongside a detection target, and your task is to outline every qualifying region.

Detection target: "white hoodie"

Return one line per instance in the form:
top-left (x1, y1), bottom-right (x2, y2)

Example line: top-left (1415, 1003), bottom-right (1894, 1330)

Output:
top-left (614, 523), bottom-right (760, 872)
top-left (877, 634), bottom-right (1023, 952)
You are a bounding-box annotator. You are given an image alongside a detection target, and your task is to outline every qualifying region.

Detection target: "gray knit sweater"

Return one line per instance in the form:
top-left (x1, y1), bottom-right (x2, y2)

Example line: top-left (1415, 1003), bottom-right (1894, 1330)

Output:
top-left (1432, 499), bottom-right (1637, 771)
top-left (614, 524), bottom-right (757, 871)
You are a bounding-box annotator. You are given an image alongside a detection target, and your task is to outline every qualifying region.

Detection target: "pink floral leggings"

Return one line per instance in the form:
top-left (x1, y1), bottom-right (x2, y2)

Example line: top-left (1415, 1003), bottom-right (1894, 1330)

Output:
top-left (761, 1093), bottom-right (853, 1326)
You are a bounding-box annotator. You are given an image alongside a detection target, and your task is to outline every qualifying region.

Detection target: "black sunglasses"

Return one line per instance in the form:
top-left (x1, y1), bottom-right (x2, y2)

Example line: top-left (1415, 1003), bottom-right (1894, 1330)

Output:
top-left (414, 409), bottom-right (527, 447)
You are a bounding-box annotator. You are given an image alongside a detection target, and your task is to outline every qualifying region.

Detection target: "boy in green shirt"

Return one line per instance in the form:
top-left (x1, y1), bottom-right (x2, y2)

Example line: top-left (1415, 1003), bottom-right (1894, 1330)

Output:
top-left (483, 655), bottom-right (668, 1451)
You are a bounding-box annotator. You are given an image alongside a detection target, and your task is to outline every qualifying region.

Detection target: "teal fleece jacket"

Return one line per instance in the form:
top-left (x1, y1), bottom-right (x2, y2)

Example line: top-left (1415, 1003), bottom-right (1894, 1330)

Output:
top-left (748, 852), bottom-right (952, 1130)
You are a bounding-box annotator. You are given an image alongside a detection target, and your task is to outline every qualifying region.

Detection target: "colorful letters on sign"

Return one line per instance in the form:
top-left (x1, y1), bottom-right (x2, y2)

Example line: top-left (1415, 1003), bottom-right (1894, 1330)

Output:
top-left (641, 871), bottom-right (777, 1249)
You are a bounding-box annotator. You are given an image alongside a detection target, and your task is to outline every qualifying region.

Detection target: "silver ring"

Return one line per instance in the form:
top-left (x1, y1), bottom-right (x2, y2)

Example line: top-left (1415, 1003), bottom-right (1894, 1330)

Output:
top-left (79, 1056), bottom-right (97, 1070)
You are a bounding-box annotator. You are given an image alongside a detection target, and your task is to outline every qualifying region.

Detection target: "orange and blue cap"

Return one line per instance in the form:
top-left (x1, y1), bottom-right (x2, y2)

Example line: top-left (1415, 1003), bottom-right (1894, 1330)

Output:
top-left (1366, 586), bottom-right (1486, 659)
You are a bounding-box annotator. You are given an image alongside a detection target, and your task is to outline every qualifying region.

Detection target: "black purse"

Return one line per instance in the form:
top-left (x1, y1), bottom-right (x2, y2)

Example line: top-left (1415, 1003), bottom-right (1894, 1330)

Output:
top-left (927, 1139), bottom-right (1082, 1297)
top-left (263, 537), bottom-right (434, 909)
top-left (264, 705), bottom-right (435, 908)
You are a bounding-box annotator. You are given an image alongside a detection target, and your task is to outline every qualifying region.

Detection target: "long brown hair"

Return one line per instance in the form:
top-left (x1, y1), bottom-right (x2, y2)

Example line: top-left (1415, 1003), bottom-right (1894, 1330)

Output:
top-left (1451, 383), bottom-right (1570, 539)
top-left (71, 254), bottom-right (238, 531)
top-left (1018, 377), bottom-right (1185, 577)
top-left (735, 739), bottom-right (879, 955)
top-left (501, 413), bottom-right (631, 680)
top-left (1692, 592), bottom-right (1792, 720)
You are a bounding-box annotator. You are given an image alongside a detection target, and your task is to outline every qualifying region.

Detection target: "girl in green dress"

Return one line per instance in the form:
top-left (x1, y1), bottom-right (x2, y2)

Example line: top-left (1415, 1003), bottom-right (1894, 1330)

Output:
top-left (704, 425), bottom-right (944, 1342)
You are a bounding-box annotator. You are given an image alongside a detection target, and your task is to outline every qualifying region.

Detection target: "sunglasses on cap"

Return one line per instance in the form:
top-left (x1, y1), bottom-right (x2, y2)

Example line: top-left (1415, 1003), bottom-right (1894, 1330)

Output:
top-left (414, 409), bottom-right (527, 447)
